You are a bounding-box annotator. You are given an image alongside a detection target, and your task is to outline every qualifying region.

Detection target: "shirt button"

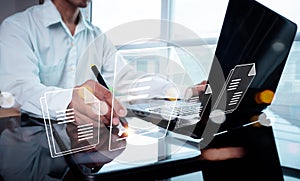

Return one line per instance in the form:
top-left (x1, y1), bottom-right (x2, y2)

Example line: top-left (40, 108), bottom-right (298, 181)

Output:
top-left (70, 65), bottom-right (76, 71)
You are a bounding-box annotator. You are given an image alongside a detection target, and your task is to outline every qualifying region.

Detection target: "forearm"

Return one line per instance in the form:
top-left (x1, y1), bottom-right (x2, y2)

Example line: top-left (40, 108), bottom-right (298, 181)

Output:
top-left (1, 77), bottom-right (71, 118)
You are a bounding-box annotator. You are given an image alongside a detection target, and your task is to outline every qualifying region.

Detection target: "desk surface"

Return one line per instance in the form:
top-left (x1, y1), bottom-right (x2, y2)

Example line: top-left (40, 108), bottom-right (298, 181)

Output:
top-left (0, 115), bottom-right (203, 181)
top-left (0, 115), bottom-right (284, 181)
top-left (0, 107), bottom-right (20, 118)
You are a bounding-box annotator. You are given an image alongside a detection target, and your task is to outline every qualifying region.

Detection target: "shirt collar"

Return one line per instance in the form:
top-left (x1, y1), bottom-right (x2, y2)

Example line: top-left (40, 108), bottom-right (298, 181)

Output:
top-left (76, 10), bottom-right (94, 32)
top-left (42, 0), bottom-right (93, 31)
top-left (41, 0), bottom-right (62, 27)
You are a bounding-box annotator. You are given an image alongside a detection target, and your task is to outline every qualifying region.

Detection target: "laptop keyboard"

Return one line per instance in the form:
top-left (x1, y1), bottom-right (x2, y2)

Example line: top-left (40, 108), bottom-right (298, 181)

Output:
top-left (146, 100), bottom-right (202, 119)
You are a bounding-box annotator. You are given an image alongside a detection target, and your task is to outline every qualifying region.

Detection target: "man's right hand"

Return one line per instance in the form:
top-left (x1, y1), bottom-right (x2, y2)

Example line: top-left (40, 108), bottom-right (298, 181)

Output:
top-left (67, 80), bottom-right (127, 127)
top-left (65, 80), bottom-right (128, 168)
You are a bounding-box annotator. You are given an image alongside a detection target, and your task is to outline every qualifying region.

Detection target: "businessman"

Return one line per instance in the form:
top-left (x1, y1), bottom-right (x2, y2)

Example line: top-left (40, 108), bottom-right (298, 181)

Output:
top-left (0, 0), bottom-right (245, 180)
top-left (0, 0), bottom-right (182, 177)
top-left (0, 0), bottom-right (128, 180)
top-left (0, 0), bottom-right (128, 125)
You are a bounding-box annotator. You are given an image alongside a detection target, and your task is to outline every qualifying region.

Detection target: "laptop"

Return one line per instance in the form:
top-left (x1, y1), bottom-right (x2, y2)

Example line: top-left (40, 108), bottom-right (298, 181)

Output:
top-left (61, 0), bottom-right (297, 179)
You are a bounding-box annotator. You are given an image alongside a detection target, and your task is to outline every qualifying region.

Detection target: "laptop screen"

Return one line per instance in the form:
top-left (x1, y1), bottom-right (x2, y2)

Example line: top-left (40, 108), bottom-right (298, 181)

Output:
top-left (193, 0), bottom-right (297, 138)
top-left (211, 0), bottom-right (297, 89)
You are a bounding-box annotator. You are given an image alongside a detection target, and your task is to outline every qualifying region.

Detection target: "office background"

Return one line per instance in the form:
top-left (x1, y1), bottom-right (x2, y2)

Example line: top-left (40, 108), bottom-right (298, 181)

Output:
top-left (0, 0), bottom-right (299, 180)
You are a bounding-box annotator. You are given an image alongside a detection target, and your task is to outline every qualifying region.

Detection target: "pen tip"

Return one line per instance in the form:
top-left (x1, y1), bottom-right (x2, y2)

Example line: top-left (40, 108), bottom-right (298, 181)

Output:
top-left (90, 64), bottom-right (95, 68)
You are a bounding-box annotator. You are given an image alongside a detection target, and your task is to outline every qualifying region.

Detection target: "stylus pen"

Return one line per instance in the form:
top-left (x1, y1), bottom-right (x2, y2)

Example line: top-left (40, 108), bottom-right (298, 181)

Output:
top-left (91, 64), bottom-right (128, 128)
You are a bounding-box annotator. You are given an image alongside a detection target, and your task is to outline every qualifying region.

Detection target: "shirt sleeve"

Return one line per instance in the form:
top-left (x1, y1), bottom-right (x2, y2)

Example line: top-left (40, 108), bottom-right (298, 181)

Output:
top-left (0, 18), bottom-right (71, 118)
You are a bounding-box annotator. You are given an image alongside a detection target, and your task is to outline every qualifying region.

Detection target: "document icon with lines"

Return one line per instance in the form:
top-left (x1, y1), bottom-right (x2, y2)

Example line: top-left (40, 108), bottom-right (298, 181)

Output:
top-left (56, 108), bottom-right (75, 124)
top-left (40, 87), bottom-right (100, 158)
top-left (77, 123), bottom-right (94, 142)
top-left (214, 63), bottom-right (256, 113)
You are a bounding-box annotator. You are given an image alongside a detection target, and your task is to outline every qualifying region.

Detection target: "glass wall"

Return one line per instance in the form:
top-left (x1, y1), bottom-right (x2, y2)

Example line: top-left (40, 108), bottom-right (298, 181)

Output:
top-left (92, 0), bottom-right (161, 33)
top-left (256, 0), bottom-right (300, 173)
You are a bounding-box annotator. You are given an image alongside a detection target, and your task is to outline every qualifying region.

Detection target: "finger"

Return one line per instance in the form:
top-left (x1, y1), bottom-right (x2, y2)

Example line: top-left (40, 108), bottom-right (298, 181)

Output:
top-left (75, 110), bottom-right (100, 127)
top-left (100, 114), bottom-right (121, 127)
top-left (93, 84), bottom-right (127, 127)
top-left (111, 126), bottom-right (120, 135)
top-left (194, 84), bottom-right (206, 94)
top-left (73, 87), bottom-right (99, 121)
top-left (73, 86), bottom-right (110, 124)
top-left (185, 84), bottom-right (207, 99)
top-left (100, 108), bottom-right (115, 126)
top-left (93, 83), bottom-right (127, 117)
top-left (71, 96), bottom-right (111, 127)
top-left (100, 115), bottom-right (110, 126)
top-left (198, 80), bottom-right (208, 86)
top-left (81, 80), bottom-right (126, 126)
top-left (74, 110), bottom-right (93, 125)
top-left (99, 101), bottom-right (109, 115)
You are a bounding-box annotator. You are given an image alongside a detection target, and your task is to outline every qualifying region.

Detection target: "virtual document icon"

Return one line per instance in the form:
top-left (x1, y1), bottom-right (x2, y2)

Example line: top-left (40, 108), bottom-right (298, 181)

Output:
top-left (109, 46), bottom-right (189, 151)
top-left (214, 63), bottom-right (256, 113)
top-left (56, 108), bottom-right (75, 124)
top-left (40, 87), bottom-right (100, 158)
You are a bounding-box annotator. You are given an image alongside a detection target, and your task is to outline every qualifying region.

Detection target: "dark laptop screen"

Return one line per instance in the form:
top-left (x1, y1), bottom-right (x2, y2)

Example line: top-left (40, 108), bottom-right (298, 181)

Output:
top-left (192, 0), bottom-right (297, 139)
top-left (208, 0), bottom-right (297, 113)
